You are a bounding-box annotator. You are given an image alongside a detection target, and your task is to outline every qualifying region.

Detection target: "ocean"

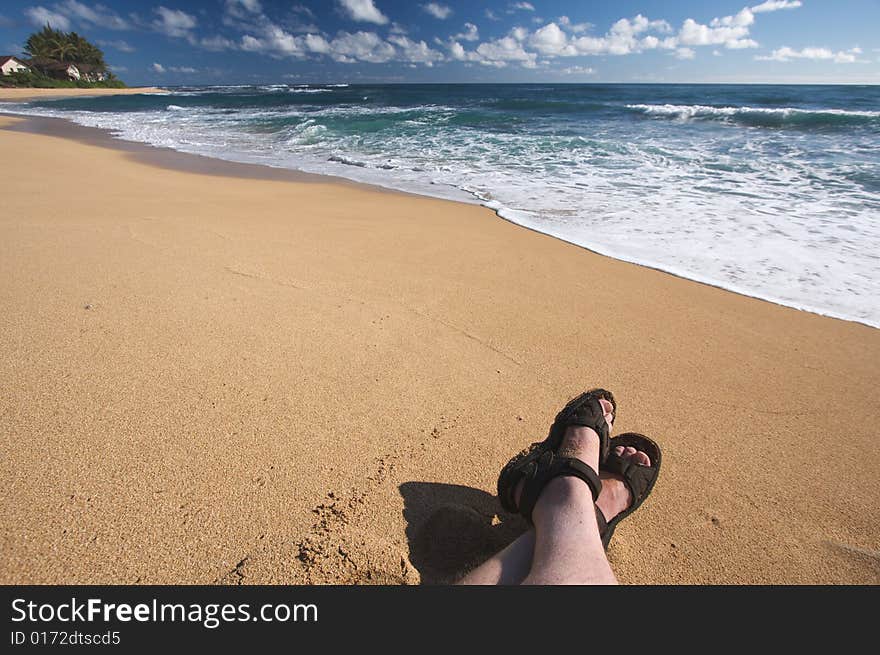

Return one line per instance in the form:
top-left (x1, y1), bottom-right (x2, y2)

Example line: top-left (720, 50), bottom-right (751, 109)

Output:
top-left (6, 83), bottom-right (879, 327)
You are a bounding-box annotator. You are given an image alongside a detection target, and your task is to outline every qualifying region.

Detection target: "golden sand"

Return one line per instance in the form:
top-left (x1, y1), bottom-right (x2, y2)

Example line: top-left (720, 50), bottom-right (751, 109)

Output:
top-left (0, 115), bottom-right (877, 584)
top-left (0, 87), bottom-right (165, 102)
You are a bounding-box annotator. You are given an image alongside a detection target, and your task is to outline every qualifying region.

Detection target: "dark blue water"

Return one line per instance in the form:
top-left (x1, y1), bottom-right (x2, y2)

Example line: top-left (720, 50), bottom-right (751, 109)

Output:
top-left (11, 84), bottom-right (880, 326)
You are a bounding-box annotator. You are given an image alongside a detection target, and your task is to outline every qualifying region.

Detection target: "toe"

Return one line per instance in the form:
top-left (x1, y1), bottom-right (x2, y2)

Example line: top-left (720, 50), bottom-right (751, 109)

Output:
top-left (598, 398), bottom-right (614, 429)
top-left (613, 445), bottom-right (625, 456)
top-left (624, 446), bottom-right (637, 456)
top-left (632, 450), bottom-right (651, 467)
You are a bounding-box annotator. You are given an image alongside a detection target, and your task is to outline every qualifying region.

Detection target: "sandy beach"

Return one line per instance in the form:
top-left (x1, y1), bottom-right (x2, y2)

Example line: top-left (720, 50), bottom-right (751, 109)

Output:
top-left (0, 87), bottom-right (165, 102)
top-left (0, 113), bottom-right (877, 585)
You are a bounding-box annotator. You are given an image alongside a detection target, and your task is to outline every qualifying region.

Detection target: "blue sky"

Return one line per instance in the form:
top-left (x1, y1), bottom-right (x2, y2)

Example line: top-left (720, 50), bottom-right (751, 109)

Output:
top-left (1, 1), bottom-right (878, 84)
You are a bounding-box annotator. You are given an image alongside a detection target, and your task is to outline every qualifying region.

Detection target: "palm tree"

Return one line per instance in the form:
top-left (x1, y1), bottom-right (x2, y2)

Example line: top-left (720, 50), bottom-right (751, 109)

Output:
top-left (49, 37), bottom-right (76, 62)
top-left (70, 32), bottom-right (106, 67)
top-left (23, 24), bottom-right (60, 60)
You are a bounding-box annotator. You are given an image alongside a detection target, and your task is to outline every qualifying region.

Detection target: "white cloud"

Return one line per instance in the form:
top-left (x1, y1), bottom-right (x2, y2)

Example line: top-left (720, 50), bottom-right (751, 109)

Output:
top-left (56, 1), bottom-right (130, 30)
top-left (750, 1), bottom-right (802, 13)
top-left (337, 0), bottom-right (388, 25)
top-left (97, 39), bottom-right (135, 53)
top-left (235, 0), bottom-right (262, 12)
top-left (222, 0), bottom-right (261, 29)
top-left (509, 2), bottom-right (535, 11)
top-left (445, 5), bottom-right (786, 66)
top-left (485, 9), bottom-right (499, 21)
top-left (756, 46), bottom-right (865, 63)
top-left (602, 15), bottom-right (672, 53)
top-left (200, 35), bottom-right (237, 51)
top-left (677, 9), bottom-right (758, 49)
top-left (240, 24), bottom-right (304, 56)
top-left (558, 16), bottom-right (591, 33)
top-left (239, 35), bottom-right (263, 51)
top-left (558, 65), bottom-right (595, 75)
top-left (24, 6), bottom-right (71, 30)
top-left (304, 33), bottom-right (330, 54)
top-left (389, 22), bottom-right (407, 34)
top-left (476, 35), bottom-right (538, 68)
top-left (153, 6), bottom-right (197, 38)
top-left (455, 5), bottom-right (788, 65)
top-left (509, 26), bottom-right (528, 41)
top-left (223, 3), bottom-right (443, 67)
top-left (422, 3), bottom-right (452, 20)
top-left (447, 41), bottom-right (467, 60)
top-left (327, 30), bottom-right (395, 62)
top-left (151, 62), bottom-right (165, 73)
top-left (529, 23), bottom-right (575, 56)
top-left (452, 22), bottom-right (479, 42)
top-left (169, 65), bottom-right (197, 73)
top-left (533, 15), bottom-right (673, 57)
top-left (388, 35), bottom-right (445, 66)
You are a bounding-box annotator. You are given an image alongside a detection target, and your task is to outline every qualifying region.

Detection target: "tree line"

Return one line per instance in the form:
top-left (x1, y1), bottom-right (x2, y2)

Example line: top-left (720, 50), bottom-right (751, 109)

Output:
top-left (25, 24), bottom-right (108, 69)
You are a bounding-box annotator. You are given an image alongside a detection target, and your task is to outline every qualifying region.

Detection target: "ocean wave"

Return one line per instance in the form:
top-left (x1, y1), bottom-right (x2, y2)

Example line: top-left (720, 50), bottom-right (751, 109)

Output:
top-left (625, 103), bottom-right (880, 128)
top-left (310, 103), bottom-right (454, 118)
top-left (284, 119), bottom-right (328, 145)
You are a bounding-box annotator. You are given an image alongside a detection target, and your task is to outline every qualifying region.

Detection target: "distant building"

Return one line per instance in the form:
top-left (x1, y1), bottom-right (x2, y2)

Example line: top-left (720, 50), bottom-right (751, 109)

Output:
top-left (77, 63), bottom-right (108, 82)
top-left (30, 59), bottom-right (81, 81)
top-left (0, 56), bottom-right (30, 75)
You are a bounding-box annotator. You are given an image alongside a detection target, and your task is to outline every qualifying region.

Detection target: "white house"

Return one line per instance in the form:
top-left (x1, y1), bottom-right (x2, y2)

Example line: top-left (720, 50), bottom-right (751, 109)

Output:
top-left (0, 56), bottom-right (30, 75)
top-left (32, 60), bottom-right (81, 80)
top-left (63, 63), bottom-right (81, 80)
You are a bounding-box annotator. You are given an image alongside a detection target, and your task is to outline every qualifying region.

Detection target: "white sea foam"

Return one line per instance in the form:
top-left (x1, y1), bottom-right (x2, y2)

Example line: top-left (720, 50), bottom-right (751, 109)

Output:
top-left (626, 103), bottom-right (880, 120)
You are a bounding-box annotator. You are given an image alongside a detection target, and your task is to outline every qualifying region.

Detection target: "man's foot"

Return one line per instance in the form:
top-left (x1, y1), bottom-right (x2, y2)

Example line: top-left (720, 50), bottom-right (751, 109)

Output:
top-left (514, 401), bottom-right (653, 524)
top-left (514, 398), bottom-right (615, 507)
top-left (596, 446), bottom-right (651, 523)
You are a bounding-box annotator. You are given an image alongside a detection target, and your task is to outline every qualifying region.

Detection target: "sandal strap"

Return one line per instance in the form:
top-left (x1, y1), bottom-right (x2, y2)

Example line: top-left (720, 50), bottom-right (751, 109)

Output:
top-left (551, 392), bottom-right (612, 464)
top-left (518, 451), bottom-right (602, 525)
top-left (603, 452), bottom-right (654, 502)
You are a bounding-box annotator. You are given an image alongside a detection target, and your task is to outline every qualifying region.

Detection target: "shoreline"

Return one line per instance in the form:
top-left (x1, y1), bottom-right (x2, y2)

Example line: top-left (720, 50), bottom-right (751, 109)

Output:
top-left (0, 87), bottom-right (166, 102)
top-left (1, 113), bottom-right (395, 191)
top-left (2, 108), bottom-right (875, 331)
top-left (1, 114), bottom-right (878, 584)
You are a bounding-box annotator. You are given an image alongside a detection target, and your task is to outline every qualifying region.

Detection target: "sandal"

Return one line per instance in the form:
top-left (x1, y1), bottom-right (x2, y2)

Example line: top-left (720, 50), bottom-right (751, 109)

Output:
top-left (497, 389), bottom-right (616, 524)
top-left (596, 433), bottom-right (662, 549)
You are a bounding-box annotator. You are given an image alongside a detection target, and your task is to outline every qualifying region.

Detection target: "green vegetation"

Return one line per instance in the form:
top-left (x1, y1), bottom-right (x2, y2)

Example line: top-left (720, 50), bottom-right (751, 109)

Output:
top-left (1, 69), bottom-right (126, 89)
top-left (25, 25), bottom-right (107, 67)
top-left (1, 25), bottom-right (126, 89)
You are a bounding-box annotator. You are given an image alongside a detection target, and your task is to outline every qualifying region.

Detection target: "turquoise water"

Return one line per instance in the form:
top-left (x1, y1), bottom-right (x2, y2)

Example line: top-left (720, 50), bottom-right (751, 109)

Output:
top-left (9, 84), bottom-right (880, 327)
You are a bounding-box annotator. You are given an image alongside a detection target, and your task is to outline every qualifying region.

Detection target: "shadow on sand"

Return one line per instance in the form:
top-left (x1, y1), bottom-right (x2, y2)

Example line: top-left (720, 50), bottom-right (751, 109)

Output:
top-left (399, 481), bottom-right (527, 584)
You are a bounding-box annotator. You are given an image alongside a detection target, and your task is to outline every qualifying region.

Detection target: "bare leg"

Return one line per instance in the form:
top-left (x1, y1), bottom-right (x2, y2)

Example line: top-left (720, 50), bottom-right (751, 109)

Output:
top-left (457, 455), bottom-right (648, 585)
top-left (522, 425), bottom-right (616, 584)
top-left (456, 530), bottom-right (535, 585)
